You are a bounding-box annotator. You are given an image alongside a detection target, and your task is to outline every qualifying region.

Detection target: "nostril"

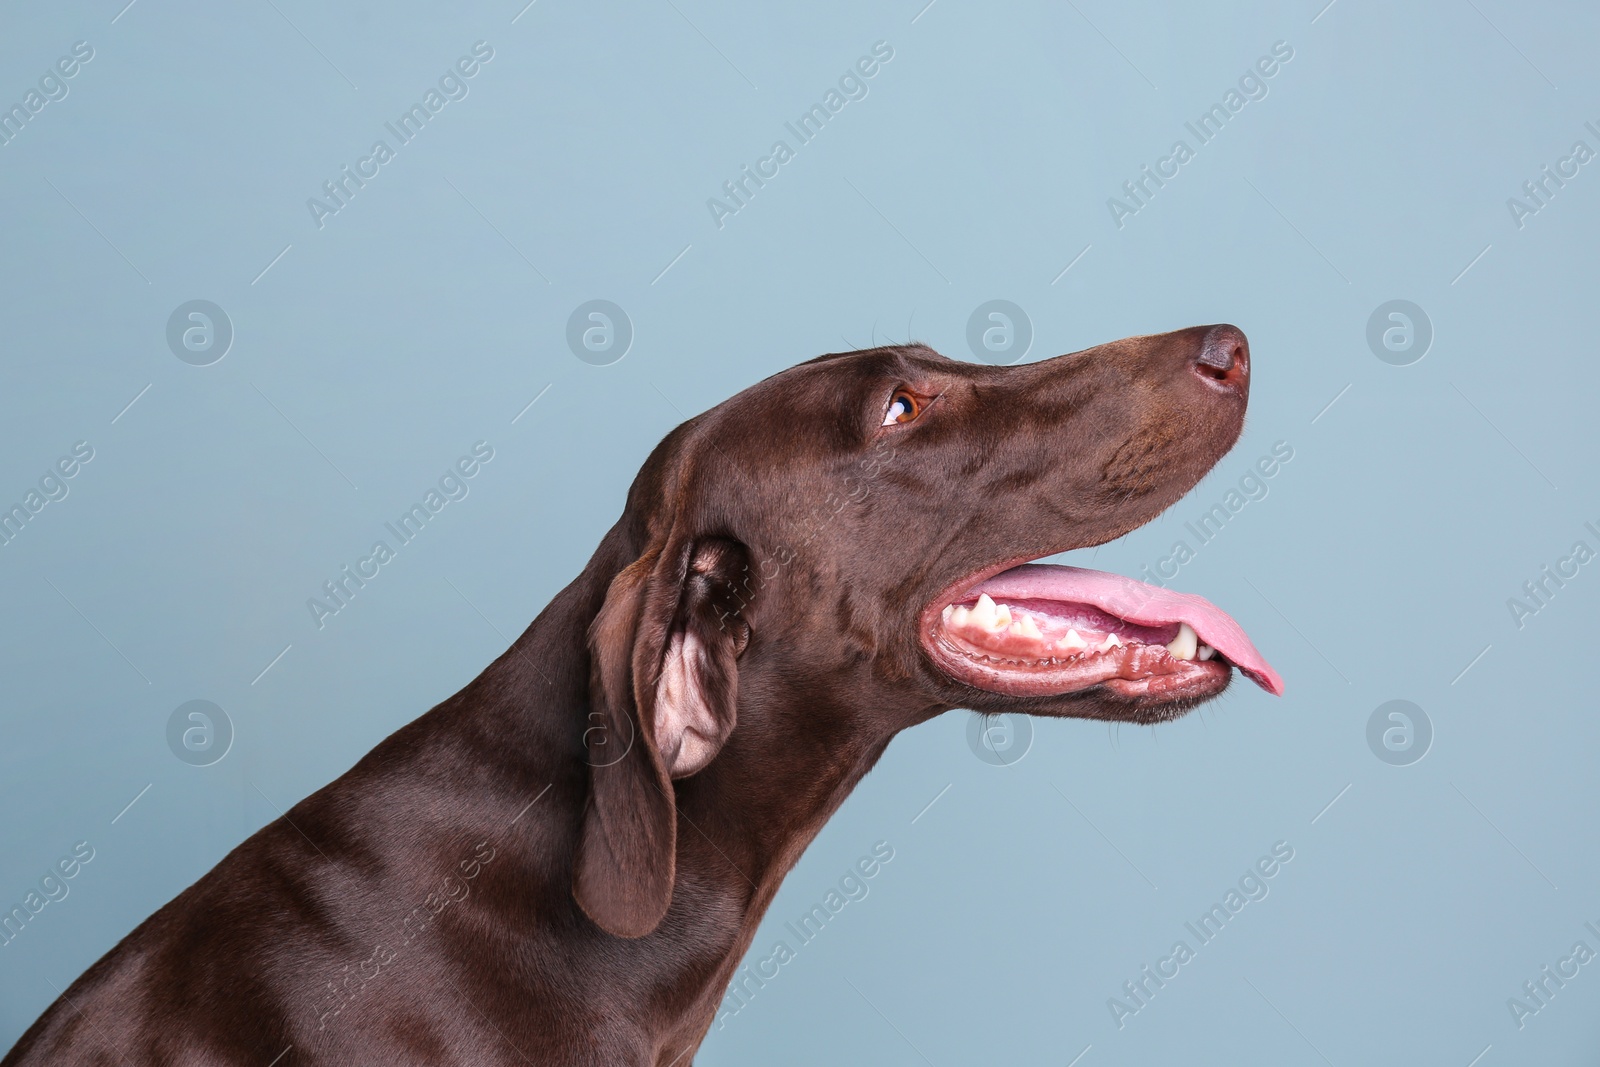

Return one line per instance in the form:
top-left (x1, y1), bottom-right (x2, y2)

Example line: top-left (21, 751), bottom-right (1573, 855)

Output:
top-left (1193, 325), bottom-right (1250, 389)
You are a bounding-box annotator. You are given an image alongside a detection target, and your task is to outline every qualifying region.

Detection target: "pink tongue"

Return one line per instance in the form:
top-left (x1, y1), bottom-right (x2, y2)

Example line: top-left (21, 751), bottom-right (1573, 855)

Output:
top-left (969, 564), bottom-right (1284, 696)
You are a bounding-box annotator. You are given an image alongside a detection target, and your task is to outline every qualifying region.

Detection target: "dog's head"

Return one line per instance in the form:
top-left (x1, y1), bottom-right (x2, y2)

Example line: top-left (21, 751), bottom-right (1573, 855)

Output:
top-left (573, 325), bottom-right (1281, 936)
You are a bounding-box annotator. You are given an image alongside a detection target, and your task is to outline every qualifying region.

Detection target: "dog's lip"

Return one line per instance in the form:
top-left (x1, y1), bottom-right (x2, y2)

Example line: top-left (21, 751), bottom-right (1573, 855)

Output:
top-left (926, 624), bottom-right (1234, 701)
top-left (919, 559), bottom-right (1283, 698)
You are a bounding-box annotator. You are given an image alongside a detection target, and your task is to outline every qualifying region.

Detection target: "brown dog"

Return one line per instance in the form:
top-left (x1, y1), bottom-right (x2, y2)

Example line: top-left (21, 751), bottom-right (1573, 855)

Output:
top-left (2, 325), bottom-right (1280, 1066)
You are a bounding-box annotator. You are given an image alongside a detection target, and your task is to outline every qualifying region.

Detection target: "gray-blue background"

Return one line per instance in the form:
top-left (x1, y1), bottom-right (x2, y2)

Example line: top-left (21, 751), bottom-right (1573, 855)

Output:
top-left (2, 0), bottom-right (1596, 1063)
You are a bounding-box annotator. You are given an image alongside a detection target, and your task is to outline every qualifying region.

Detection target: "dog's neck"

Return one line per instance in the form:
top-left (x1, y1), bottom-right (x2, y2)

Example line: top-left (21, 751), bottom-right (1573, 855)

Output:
top-left (660, 696), bottom-right (894, 1038)
top-left (461, 542), bottom-right (910, 1063)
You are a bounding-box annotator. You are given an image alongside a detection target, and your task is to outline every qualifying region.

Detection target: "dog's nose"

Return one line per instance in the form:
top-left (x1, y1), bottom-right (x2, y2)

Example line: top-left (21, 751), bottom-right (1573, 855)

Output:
top-left (1192, 324), bottom-right (1250, 393)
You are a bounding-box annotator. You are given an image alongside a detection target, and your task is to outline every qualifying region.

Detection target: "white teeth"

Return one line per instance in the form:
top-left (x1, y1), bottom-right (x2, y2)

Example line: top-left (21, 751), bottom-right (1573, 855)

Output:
top-left (971, 594), bottom-right (998, 629)
top-left (942, 604), bottom-right (954, 622)
top-left (1057, 629), bottom-right (1088, 651)
top-left (1197, 643), bottom-right (1215, 661)
top-left (951, 605), bottom-right (970, 627)
top-left (992, 603), bottom-right (1012, 630)
top-left (1166, 622), bottom-right (1198, 661)
top-left (1099, 633), bottom-right (1122, 651)
top-left (1015, 614), bottom-right (1042, 640)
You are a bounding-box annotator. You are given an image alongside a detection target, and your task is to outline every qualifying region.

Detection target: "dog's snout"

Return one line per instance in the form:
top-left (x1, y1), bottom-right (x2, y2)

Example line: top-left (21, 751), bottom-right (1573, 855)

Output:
top-left (1192, 324), bottom-right (1250, 393)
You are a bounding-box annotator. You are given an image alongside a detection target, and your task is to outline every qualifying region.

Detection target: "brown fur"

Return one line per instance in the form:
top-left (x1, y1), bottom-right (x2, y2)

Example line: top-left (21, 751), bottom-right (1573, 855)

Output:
top-left (2, 324), bottom-right (1253, 1065)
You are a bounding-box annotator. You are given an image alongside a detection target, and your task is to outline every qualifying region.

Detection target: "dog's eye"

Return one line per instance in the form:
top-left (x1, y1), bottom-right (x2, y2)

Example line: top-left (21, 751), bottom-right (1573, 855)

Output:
top-left (882, 391), bottom-right (921, 426)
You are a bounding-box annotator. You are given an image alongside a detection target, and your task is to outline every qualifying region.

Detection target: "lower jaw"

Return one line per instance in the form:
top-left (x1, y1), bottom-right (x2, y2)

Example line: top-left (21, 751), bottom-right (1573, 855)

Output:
top-left (925, 634), bottom-right (1232, 705)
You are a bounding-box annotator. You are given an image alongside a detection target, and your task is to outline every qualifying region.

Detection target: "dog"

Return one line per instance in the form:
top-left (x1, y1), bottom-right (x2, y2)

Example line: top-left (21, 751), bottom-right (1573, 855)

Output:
top-left (2, 324), bottom-right (1280, 1066)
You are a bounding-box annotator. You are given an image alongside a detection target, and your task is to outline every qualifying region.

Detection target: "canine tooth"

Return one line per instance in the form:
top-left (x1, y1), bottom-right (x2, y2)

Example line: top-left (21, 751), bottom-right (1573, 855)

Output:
top-left (1166, 622), bottom-right (1198, 661)
top-left (1016, 614), bottom-right (1042, 640)
top-left (1099, 633), bottom-right (1122, 651)
top-left (1197, 643), bottom-right (1215, 661)
top-left (1057, 629), bottom-right (1088, 651)
top-left (971, 594), bottom-right (998, 629)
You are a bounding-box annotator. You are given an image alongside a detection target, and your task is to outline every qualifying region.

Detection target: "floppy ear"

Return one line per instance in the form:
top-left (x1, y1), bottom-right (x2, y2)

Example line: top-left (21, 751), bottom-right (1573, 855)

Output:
top-left (572, 536), bottom-right (751, 938)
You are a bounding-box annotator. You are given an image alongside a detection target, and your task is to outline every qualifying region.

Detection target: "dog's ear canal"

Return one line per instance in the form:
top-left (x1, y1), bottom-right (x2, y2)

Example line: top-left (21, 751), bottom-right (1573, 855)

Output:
top-left (573, 536), bottom-right (752, 938)
top-left (652, 538), bottom-right (751, 777)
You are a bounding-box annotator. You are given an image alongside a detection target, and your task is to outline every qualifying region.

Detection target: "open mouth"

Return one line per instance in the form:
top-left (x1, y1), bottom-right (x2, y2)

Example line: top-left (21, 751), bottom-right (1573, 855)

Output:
top-left (923, 563), bottom-right (1283, 705)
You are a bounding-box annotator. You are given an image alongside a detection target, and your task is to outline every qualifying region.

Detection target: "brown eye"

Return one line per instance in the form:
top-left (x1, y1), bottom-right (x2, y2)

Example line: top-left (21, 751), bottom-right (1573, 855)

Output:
top-left (882, 391), bottom-right (921, 426)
